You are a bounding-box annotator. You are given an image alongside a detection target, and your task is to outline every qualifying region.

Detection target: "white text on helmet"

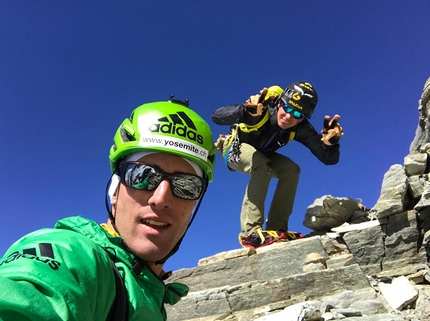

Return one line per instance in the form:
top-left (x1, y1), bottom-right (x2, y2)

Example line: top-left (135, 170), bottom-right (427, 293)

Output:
top-left (148, 123), bottom-right (204, 144)
top-left (140, 135), bottom-right (209, 161)
top-left (287, 99), bottom-right (303, 110)
top-left (300, 82), bottom-right (314, 92)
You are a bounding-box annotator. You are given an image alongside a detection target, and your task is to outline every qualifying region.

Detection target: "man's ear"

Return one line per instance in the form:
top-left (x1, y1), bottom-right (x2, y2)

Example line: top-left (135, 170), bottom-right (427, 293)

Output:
top-left (110, 187), bottom-right (119, 206)
top-left (108, 174), bottom-right (121, 206)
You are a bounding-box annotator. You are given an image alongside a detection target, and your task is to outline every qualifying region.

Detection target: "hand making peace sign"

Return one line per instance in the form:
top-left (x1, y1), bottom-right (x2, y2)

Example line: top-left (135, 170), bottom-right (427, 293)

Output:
top-left (321, 114), bottom-right (343, 145)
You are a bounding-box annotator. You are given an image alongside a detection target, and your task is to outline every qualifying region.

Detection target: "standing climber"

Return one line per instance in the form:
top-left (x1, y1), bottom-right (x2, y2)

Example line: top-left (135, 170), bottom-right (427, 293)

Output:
top-left (212, 82), bottom-right (343, 248)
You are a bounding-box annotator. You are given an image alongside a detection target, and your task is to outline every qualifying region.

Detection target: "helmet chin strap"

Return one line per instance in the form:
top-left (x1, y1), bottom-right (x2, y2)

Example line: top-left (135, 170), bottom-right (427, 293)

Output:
top-left (105, 172), bottom-right (120, 235)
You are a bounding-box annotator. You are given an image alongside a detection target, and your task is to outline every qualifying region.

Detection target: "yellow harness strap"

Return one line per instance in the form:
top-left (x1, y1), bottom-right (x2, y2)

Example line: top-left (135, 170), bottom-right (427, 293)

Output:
top-left (238, 109), bottom-right (270, 133)
top-left (222, 110), bottom-right (296, 158)
top-left (288, 131), bottom-right (296, 142)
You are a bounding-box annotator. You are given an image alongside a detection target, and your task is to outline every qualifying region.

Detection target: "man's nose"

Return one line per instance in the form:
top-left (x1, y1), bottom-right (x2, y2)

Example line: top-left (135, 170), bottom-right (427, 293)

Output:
top-left (148, 179), bottom-right (173, 208)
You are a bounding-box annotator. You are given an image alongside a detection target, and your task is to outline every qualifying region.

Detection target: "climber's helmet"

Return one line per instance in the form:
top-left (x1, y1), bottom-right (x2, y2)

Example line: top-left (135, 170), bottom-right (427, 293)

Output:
top-left (109, 100), bottom-right (216, 183)
top-left (279, 82), bottom-right (318, 119)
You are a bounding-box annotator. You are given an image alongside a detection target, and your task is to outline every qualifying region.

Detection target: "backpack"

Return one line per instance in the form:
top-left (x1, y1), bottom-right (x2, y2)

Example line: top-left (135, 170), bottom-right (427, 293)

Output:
top-left (303, 196), bottom-right (361, 232)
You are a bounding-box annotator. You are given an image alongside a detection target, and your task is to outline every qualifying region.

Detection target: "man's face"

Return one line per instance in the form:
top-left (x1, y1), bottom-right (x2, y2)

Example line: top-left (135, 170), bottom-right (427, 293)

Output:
top-left (277, 105), bottom-right (305, 129)
top-left (111, 153), bottom-right (198, 262)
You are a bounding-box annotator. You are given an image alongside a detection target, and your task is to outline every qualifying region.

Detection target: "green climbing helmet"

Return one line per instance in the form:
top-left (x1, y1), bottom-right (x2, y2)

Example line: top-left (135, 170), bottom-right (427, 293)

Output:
top-left (109, 100), bottom-right (216, 182)
top-left (280, 82), bottom-right (318, 119)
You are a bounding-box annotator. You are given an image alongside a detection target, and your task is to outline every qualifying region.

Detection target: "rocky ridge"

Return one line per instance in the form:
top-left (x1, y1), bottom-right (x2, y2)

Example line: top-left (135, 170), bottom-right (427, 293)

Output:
top-left (165, 77), bottom-right (430, 321)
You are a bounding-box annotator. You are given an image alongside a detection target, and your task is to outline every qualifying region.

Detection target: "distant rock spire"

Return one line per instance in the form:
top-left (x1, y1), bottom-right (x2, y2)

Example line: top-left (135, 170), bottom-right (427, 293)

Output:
top-left (410, 77), bottom-right (430, 152)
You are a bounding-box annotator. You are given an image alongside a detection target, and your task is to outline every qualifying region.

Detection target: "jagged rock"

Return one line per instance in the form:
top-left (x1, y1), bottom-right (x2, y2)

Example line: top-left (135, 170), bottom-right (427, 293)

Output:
top-left (407, 268), bottom-right (430, 284)
top-left (408, 175), bottom-right (427, 200)
top-left (404, 152), bottom-right (428, 176)
top-left (410, 77), bottom-right (430, 153)
top-left (319, 236), bottom-right (349, 256)
top-left (303, 252), bottom-right (327, 272)
top-left (342, 224), bottom-right (386, 275)
top-left (326, 254), bottom-right (353, 269)
top-left (334, 315), bottom-right (405, 321)
top-left (373, 164), bottom-right (408, 219)
top-left (314, 287), bottom-right (390, 315)
top-left (198, 248), bottom-right (256, 266)
top-left (167, 229), bottom-right (411, 320)
top-left (331, 220), bottom-right (380, 233)
top-left (329, 308), bottom-right (362, 317)
top-left (167, 261), bottom-right (377, 321)
top-left (380, 211), bottom-right (422, 270)
top-left (378, 276), bottom-right (419, 310)
top-left (253, 302), bottom-right (321, 321)
top-left (415, 181), bottom-right (430, 211)
top-left (415, 285), bottom-right (430, 314)
top-left (170, 237), bottom-right (330, 292)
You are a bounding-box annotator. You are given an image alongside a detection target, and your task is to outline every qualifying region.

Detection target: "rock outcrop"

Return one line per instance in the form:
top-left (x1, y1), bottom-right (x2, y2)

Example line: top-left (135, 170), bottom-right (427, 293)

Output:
top-left (166, 78), bottom-right (430, 321)
top-left (410, 77), bottom-right (430, 153)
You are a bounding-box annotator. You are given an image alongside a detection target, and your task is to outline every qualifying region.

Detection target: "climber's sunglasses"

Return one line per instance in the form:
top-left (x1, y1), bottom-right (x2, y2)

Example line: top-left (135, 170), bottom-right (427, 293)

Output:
top-left (119, 162), bottom-right (205, 200)
top-left (282, 104), bottom-right (305, 120)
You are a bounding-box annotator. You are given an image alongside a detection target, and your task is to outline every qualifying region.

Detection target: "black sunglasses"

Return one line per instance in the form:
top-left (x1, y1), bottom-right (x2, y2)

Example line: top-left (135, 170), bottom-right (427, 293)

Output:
top-left (119, 162), bottom-right (205, 200)
top-left (282, 105), bottom-right (305, 119)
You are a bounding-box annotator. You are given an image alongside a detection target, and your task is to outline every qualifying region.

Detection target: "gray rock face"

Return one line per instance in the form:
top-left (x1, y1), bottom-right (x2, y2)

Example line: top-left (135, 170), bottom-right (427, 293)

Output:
top-left (373, 164), bottom-right (408, 218)
top-left (165, 77), bottom-right (430, 321)
top-left (410, 77), bottom-right (430, 153)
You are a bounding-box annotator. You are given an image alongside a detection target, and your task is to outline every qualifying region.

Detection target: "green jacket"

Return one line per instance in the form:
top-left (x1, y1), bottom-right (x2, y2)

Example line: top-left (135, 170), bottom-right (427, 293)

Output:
top-left (0, 216), bottom-right (188, 320)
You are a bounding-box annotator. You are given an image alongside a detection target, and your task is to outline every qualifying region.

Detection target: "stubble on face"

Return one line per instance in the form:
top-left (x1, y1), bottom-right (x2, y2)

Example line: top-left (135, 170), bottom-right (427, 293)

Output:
top-left (110, 153), bottom-right (197, 264)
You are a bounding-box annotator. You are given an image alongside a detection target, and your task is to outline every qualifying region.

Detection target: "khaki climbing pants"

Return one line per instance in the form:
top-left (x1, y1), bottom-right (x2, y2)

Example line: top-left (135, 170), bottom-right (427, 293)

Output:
top-left (228, 143), bottom-right (300, 237)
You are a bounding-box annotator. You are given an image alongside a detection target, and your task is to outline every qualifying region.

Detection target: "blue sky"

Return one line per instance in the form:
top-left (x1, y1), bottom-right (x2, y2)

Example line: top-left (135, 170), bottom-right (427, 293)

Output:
top-left (1, 1), bottom-right (429, 272)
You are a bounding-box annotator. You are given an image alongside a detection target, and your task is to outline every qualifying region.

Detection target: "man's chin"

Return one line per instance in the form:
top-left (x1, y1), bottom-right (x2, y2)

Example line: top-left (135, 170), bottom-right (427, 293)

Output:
top-left (132, 245), bottom-right (174, 263)
top-left (279, 123), bottom-right (291, 129)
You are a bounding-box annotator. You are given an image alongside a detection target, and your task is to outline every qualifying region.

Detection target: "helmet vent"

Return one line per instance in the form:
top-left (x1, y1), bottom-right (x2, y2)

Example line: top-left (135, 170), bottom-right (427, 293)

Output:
top-left (120, 127), bottom-right (136, 143)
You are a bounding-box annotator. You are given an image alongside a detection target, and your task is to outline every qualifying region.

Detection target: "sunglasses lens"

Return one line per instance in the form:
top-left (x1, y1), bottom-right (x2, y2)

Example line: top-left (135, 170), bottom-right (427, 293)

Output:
top-left (283, 104), bottom-right (304, 119)
top-left (283, 106), bottom-right (293, 113)
top-left (293, 111), bottom-right (304, 119)
top-left (121, 162), bottom-right (204, 200)
top-left (124, 163), bottom-right (162, 190)
top-left (171, 174), bottom-right (204, 200)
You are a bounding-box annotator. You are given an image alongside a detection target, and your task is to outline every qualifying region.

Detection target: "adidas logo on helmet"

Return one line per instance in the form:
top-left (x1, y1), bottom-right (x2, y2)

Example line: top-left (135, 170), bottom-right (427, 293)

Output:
top-left (148, 111), bottom-right (204, 144)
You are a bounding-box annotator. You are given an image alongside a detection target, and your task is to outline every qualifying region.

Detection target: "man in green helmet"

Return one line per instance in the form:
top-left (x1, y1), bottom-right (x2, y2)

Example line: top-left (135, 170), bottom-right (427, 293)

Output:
top-left (213, 82), bottom-right (343, 248)
top-left (0, 99), bottom-right (216, 320)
